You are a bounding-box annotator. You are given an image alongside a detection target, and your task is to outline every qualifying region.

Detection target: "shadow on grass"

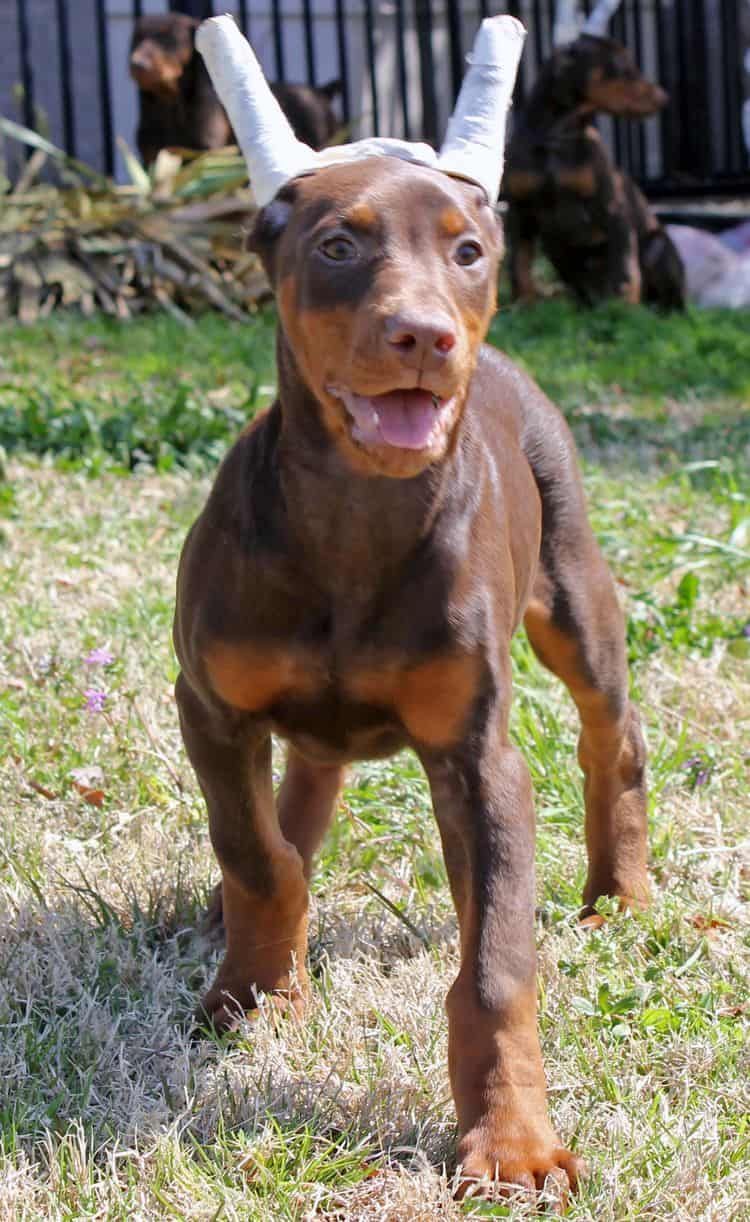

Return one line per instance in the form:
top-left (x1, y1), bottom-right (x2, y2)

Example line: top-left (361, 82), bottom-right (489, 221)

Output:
top-left (564, 400), bottom-right (750, 479)
top-left (0, 883), bottom-right (457, 1189)
top-left (489, 298), bottom-right (750, 410)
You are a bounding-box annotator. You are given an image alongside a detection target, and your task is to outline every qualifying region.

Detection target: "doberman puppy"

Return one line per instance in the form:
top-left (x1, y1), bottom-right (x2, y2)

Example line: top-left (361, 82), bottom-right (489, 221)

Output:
top-left (173, 155), bottom-right (649, 1199)
top-left (130, 15), bottom-right (341, 167)
top-left (505, 34), bottom-right (685, 308)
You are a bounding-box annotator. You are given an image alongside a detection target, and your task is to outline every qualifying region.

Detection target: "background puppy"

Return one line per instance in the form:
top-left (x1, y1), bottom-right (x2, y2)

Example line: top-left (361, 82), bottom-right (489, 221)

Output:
top-left (130, 15), bottom-right (341, 166)
top-left (505, 34), bottom-right (685, 309)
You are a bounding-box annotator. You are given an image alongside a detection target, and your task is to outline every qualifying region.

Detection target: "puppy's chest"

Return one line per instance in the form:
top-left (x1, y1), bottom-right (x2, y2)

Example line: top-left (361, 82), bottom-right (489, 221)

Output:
top-left (509, 138), bottom-right (603, 211)
top-left (203, 622), bottom-right (483, 754)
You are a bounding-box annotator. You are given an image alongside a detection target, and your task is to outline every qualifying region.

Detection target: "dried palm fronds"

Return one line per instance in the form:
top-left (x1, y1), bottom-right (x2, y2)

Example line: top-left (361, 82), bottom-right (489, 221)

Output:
top-left (0, 119), bottom-right (266, 325)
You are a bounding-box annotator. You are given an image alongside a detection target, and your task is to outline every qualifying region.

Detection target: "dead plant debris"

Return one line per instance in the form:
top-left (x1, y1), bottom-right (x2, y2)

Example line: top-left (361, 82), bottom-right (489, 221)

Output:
top-left (0, 119), bottom-right (266, 325)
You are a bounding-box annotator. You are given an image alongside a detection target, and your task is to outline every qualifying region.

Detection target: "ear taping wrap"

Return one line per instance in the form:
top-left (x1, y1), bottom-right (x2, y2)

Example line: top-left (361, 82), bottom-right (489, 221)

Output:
top-left (197, 14), bottom-right (525, 206)
top-left (436, 17), bottom-right (526, 203)
top-left (195, 16), bottom-right (314, 206)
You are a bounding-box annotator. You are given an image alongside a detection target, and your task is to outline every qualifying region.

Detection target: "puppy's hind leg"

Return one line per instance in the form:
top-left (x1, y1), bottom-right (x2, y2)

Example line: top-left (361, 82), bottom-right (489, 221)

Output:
top-left (521, 403), bottom-right (649, 913)
top-left (277, 747), bottom-right (344, 880)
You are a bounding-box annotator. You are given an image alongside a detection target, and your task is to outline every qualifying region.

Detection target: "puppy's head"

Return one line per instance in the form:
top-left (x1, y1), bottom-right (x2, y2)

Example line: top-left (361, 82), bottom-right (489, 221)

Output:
top-left (129, 14), bottom-right (197, 97)
top-left (250, 157), bottom-right (502, 478)
top-left (575, 34), bottom-right (668, 116)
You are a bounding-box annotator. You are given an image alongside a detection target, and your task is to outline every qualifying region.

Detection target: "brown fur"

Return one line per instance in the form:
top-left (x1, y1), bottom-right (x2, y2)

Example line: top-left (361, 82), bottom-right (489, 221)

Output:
top-left (173, 156), bottom-right (650, 1200)
top-left (505, 34), bottom-right (685, 309)
top-left (130, 14), bottom-right (341, 166)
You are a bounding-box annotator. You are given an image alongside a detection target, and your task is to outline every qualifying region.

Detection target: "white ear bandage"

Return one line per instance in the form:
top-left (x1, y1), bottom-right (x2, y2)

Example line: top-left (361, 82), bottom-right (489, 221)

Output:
top-left (196, 14), bottom-right (525, 206)
top-left (436, 17), bottom-right (526, 203)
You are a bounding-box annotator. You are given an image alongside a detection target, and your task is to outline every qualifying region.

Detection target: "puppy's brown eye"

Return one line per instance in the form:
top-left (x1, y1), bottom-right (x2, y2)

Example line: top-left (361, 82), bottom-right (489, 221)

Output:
top-left (454, 240), bottom-right (483, 267)
top-left (319, 236), bottom-right (357, 262)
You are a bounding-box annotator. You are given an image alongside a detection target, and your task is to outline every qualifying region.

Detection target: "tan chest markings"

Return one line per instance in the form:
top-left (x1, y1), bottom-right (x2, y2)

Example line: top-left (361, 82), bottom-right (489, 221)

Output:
top-left (205, 641), bottom-right (480, 747)
top-left (507, 165), bottom-right (597, 199)
top-left (204, 642), bottom-right (324, 713)
top-left (556, 164), bottom-right (597, 197)
top-left (348, 654), bottom-right (481, 748)
top-left (505, 169), bottom-right (544, 199)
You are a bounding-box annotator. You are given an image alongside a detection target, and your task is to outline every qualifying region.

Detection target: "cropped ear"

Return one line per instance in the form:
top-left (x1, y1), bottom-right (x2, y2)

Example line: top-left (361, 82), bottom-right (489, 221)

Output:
top-left (246, 192), bottom-right (296, 281)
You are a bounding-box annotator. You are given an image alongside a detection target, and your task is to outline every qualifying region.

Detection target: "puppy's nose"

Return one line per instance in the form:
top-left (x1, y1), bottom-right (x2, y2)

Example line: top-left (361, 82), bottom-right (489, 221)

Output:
top-left (385, 313), bottom-right (457, 358)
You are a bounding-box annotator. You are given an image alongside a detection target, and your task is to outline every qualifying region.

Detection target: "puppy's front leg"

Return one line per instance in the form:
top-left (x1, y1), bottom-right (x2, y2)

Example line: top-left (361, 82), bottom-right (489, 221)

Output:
top-left (176, 674), bottom-right (309, 1030)
top-left (423, 737), bottom-right (584, 1199)
top-left (603, 210), bottom-right (642, 304)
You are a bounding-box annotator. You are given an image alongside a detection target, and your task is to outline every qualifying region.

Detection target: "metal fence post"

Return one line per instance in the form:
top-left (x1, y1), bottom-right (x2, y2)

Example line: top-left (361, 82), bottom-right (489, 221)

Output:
top-left (170, 1), bottom-right (214, 15)
top-left (14, 0), bottom-right (35, 137)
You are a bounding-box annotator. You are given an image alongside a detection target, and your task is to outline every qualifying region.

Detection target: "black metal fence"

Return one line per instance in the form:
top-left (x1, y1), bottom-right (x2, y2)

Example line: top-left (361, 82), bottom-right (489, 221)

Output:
top-left (2, 0), bottom-right (749, 197)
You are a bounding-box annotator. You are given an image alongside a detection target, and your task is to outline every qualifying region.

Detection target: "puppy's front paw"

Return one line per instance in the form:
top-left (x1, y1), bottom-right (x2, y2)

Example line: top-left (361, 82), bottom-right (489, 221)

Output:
top-left (455, 1123), bottom-right (585, 1207)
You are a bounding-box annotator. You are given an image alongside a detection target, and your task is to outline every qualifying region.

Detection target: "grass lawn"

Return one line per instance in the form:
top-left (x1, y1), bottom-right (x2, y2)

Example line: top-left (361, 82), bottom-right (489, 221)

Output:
top-left (0, 301), bottom-right (748, 1220)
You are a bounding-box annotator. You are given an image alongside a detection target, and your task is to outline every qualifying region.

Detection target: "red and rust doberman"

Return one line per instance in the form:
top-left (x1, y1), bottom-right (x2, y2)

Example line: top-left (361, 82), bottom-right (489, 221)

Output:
top-left (505, 34), bottom-right (685, 309)
top-left (173, 155), bottom-right (650, 1199)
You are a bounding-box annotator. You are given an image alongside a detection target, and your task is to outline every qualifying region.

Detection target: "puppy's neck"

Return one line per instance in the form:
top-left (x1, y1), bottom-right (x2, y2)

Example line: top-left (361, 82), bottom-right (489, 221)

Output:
top-left (521, 65), bottom-right (594, 135)
top-left (273, 332), bottom-right (460, 596)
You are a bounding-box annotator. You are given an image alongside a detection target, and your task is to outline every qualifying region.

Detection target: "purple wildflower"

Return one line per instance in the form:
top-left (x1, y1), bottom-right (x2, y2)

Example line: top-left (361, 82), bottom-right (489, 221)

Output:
top-left (743, 623), bottom-right (750, 639)
top-left (84, 646), bottom-right (114, 667)
top-left (682, 750), bottom-right (713, 791)
top-left (84, 689), bottom-right (107, 714)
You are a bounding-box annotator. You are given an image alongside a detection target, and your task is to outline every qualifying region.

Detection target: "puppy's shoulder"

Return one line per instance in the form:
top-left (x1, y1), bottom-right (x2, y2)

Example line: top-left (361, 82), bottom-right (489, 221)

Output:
top-left (472, 344), bottom-right (531, 419)
top-left (195, 404), bottom-right (282, 537)
top-left (472, 343), bottom-right (568, 443)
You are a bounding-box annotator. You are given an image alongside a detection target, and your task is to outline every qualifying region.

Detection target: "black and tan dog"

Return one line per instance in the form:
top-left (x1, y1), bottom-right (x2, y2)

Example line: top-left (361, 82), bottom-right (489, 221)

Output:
top-left (505, 34), bottom-right (685, 308)
top-left (173, 155), bottom-right (650, 1198)
top-left (130, 14), bottom-right (341, 166)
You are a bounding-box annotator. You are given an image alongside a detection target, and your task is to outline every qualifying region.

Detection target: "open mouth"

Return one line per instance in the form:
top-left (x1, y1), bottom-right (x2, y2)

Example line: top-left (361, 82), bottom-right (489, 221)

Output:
top-left (326, 384), bottom-right (456, 451)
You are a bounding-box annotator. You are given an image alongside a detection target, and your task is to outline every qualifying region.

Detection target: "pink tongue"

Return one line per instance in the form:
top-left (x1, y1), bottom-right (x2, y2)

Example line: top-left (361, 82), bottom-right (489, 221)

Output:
top-left (372, 389), bottom-right (436, 449)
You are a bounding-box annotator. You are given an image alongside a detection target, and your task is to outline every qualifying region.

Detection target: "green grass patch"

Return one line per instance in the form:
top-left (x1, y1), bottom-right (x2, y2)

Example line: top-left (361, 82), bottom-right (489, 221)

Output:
top-left (490, 298), bottom-right (750, 409)
top-left (1, 301), bottom-right (749, 475)
top-left (0, 312), bottom-right (277, 470)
